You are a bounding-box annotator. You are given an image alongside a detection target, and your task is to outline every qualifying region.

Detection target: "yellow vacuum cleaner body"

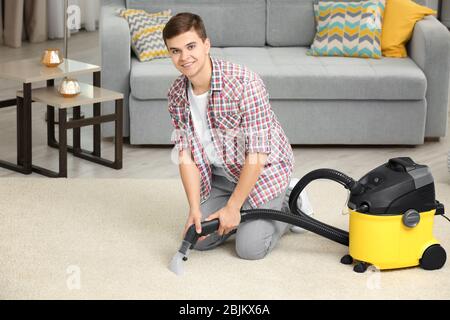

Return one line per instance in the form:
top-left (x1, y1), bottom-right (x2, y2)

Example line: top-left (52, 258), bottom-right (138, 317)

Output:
top-left (346, 157), bottom-right (446, 271)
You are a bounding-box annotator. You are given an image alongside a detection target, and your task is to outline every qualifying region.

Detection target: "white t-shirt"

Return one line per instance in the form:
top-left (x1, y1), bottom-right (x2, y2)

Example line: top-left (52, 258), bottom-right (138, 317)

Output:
top-left (187, 82), bottom-right (221, 166)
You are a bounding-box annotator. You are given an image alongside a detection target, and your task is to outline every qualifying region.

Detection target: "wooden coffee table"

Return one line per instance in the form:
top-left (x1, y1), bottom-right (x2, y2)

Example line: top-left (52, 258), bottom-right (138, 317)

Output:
top-left (17, 83), bottom-right (123, 177)
top-left (0, 58), bottom-right (101, 175)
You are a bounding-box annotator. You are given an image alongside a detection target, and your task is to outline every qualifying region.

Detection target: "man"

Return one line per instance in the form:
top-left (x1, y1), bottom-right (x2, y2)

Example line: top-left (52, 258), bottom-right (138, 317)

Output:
top-left (163, 12), bottom-right (295, 260)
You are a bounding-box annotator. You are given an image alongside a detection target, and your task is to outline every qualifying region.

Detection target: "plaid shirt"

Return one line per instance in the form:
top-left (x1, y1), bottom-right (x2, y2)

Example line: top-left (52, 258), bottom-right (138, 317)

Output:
top-left (167, 57), bottom-right (294, 208)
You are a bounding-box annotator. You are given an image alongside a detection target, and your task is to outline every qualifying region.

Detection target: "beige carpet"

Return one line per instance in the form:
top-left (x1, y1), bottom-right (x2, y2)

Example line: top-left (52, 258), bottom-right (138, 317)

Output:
top-left (0, 177), bottom-right (449, 300)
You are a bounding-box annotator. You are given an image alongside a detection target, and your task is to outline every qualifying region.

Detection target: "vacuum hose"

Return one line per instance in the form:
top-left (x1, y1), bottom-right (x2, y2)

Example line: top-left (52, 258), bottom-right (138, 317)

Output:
top-left (286, 169), bottom-right (364, 245)
top-left (183, 169), bottom-right (364, 250)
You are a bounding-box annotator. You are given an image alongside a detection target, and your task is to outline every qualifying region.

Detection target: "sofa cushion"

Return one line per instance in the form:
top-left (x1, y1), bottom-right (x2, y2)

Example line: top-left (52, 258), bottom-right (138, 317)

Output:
top-left (131, 56), bottom-right (180, 101)
top-left (309, 0), bottom-right (385, 59)
top-left (267, 0), bottom-right (317, 46)
top-left (381, 0), bottom-right (437, 58)
top-left (130, 47), bottom-right (426, 101)
top-left (126, 0), bottom-right (266, 47)
top-left (118, 9), bottom-right (171, 62)
top-left (267, 0), bottom-right (364, 46)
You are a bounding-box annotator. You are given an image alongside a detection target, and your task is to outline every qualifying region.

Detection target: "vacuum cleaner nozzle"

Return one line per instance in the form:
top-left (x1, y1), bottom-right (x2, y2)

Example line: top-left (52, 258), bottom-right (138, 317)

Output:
top-left (168, 219), bottom-right (221, 275)
top-left (168, 240), bottom-right (192, 276)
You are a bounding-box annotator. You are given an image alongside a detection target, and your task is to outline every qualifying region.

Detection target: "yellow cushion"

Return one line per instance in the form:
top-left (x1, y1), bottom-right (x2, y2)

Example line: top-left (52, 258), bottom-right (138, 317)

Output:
top-left (381, 0), bottom-right (436, 58)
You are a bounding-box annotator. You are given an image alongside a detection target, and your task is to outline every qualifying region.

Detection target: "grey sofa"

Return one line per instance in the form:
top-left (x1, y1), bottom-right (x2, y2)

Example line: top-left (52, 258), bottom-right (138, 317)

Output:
top-left (100, 0), bottom-right (450, 145)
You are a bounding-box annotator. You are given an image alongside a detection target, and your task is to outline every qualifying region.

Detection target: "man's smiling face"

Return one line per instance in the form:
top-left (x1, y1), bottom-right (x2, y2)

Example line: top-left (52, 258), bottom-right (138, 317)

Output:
top-left (166, 28), bottom-right (211, 79)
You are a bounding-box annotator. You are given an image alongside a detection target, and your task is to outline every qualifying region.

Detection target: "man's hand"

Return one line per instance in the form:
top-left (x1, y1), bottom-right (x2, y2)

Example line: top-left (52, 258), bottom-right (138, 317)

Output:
top-left (205, 204), bottom-right (241, 236)
top-left (183, 208), bottom-right (202, 238)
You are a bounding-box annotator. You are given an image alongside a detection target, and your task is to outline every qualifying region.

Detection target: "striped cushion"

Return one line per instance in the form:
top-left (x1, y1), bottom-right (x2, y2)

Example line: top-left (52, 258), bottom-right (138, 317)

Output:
top-left (118, 9), bottom-right (171, 62)
top-left (310, 0), bottom-right (385, 59)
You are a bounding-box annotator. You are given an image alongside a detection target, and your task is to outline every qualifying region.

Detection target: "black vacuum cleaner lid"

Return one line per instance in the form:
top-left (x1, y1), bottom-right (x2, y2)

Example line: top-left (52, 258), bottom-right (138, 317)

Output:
top-left (348, 157), bottom-right (438, 215)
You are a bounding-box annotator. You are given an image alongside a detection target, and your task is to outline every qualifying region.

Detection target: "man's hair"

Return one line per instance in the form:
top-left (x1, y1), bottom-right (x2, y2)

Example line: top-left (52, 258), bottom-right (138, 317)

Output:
top-left (163, 12), bottom-right (207, 44)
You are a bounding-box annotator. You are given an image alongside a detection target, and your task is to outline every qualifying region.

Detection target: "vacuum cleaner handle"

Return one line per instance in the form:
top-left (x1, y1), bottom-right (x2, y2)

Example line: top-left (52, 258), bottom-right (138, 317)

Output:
top-left (199, 219), bottom-right (220, 236)
top-left (183, 219), bottom-right (220, 245)
top-left (388, 157), bottom-right (417, 172)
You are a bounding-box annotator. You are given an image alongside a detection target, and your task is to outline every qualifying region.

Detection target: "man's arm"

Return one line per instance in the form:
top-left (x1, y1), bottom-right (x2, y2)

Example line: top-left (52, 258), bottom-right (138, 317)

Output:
top-left (206, 152), bottom-right (268, 236)
top-left (227, 152), bottom-right (268, 211)
top-left (168, 99), bottom-right (202, 235)
top-left (178, 149), bottom-right (203, 235)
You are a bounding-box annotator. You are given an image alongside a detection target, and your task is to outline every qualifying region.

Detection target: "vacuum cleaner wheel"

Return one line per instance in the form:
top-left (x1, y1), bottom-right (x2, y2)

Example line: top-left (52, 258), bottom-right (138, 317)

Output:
top-left (420, 244), bottom-right (447, 270)
top-left (353, 262), bottom-right (369, 273)
top-left (340, 254), bottom-right (353, 265)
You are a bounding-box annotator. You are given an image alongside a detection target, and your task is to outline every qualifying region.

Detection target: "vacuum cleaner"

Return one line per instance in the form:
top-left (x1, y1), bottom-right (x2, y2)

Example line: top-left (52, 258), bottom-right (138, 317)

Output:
top-left (169, 157), bottom-right (447, 275)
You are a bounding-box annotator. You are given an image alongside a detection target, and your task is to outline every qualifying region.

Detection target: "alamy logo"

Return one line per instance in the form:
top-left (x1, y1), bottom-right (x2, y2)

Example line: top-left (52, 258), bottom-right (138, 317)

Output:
top-left (365, 5), bottom-right (381, 30)
top-left (67, 5), bottom-right (81, 31)
top-left (366, 265), bottom-right (382, 290)
top-left (66, 265), bottom-right (81, 290)
top-left (169, 127), bottom-right (276, 166)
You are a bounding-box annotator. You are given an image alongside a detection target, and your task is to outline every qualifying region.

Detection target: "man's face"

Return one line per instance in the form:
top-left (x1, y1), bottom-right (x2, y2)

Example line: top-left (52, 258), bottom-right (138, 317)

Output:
top-left (166, 29), bottom-right (211, 79)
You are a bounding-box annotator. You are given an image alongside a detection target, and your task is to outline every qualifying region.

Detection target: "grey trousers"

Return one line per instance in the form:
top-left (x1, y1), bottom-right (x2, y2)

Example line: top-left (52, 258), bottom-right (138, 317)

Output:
top-left (196, 170), bottom-right (290, 260)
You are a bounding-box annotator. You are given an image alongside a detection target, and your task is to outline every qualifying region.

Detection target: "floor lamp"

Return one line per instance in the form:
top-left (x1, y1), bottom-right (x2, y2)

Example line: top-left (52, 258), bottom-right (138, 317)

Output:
top-left (58, 0), bottom-right (81, 98)
top-left (45, 0), bottom-right (82, 123)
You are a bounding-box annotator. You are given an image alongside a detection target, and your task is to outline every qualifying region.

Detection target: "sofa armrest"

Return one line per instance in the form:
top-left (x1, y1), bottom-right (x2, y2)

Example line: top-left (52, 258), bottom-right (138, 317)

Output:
top-left (100, 0), bottom-right (131, 137)
top-left (408, 15), bottom-right (450, 138)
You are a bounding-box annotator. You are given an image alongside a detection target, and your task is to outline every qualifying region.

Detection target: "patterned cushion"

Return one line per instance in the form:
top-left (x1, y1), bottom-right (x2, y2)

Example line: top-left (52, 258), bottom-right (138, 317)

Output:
top-left (309, 0), bottom-right (385, 59)
top-left (118, 9), bottom-right (171, 62)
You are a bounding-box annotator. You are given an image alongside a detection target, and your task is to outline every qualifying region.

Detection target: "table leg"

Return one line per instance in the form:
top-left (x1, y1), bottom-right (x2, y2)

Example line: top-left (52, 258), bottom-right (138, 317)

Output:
top-left (0, 95), bottom-right (30, 174)
top-left (114, 99), bottom-right (123, 169)
top-left (16, 96), bottom-right (23, 166)
top-left (47, 79), bottom-right (57, 146)
top-left (93, 71), bottom-right (101, 157)
top-left (31, 105), bottom-right (70, 178)
top-left (59, 109), bottom-right (68, 178)
top-left (73, 106), bottom-right (81, 153)
top-left (22, 82), bottom-right (32, 173)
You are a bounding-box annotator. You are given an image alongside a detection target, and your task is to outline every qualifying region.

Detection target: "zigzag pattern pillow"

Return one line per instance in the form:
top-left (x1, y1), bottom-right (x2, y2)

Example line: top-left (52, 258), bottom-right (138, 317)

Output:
top-left (118, 9), bottom-right (171, 62)
top-left (310, 0), bottom-right (385, 59)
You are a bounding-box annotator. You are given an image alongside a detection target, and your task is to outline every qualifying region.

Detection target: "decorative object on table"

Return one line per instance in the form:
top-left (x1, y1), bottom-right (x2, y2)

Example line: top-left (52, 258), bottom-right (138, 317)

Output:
top-left (57, 77), bottom-right (81, 97)
top-left (58, 0), bottom-right (81, 98)
top-left (41, 48), bottom-right (63, 67)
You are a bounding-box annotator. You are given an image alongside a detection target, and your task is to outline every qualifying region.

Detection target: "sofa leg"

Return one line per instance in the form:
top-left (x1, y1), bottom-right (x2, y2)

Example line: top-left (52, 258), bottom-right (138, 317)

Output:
top-left (425, 137), bottom-right (440, 142)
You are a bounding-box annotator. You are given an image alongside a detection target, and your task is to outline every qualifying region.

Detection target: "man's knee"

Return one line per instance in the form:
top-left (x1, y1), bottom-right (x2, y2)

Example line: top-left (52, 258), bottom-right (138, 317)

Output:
top-left (235, 220), bottom-right (274, 260)
top-left (235, 236), bottom-right (272, 260)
